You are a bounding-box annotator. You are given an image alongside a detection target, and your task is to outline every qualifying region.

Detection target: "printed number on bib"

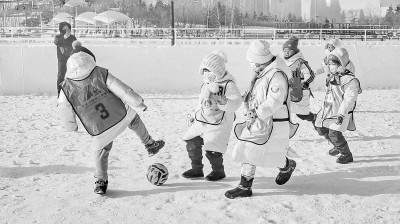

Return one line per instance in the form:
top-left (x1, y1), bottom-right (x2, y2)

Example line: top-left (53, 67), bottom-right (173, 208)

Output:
top-left (95, 103), bottom-right (110, 119)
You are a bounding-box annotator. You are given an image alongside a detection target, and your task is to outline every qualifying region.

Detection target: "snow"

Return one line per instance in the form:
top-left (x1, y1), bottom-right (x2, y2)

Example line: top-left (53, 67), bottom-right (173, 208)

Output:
top-left (1, 89), bottom-right (400, 223)
top-left (1, 44), bottom-right (400, 95)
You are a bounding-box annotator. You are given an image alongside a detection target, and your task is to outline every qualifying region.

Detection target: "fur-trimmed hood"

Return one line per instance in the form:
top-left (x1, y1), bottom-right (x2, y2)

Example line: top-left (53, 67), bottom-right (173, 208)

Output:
top-left (65, 52), bottom-right (97, 80)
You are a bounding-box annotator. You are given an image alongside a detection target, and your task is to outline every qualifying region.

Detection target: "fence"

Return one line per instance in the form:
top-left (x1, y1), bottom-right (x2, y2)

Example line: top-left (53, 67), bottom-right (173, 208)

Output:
top-left (1, 27), bottom-right (400, 43)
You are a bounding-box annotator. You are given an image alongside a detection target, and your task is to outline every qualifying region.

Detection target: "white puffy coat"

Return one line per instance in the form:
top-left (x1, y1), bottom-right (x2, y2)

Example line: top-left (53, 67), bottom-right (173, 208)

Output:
top-left (183, 72), bottom-right (242, 153)
top-left (232, 56), bottom-right (296, 167)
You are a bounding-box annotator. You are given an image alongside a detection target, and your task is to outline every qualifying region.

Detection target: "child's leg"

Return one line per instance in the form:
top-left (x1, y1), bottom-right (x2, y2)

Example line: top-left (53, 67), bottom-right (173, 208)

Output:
top-left (315, 126), bottom-right (330, 141)
top-left (328, 129), bottom-right (353, 164)
top-left (225, 163), bottom-right (255, 199)
top-left (128, 114), bottom-right (153, 145)
top-left (205, 151), bottom-right (226, 181)
top-left (182, 136), bottom-right (204, 178)
top-left (94, 142), bottom-right (113, 181)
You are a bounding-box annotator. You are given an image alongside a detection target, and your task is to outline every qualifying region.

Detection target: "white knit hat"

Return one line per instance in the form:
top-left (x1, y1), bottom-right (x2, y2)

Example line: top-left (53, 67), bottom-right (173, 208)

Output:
top-left (199, 50), bottom-right (227, 80)
top-left (246, 40), bottom-right (274, 64)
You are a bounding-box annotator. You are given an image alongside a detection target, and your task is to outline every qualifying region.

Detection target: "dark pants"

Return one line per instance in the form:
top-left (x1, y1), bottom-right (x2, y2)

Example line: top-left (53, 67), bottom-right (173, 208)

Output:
top-left (185, 136), bottom-right (223, 171)
top-left (57, 61), bottom-right (67, 96)
top-left (94, 114), bottom-right (153, 180)
top-left (314, 126), bottom-right (350, 155)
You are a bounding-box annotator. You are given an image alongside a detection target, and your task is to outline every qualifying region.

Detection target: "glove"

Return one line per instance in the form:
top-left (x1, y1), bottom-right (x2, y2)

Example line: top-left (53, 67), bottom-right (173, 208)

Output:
top-left (215, 95), bottom-right (228, 105)
top-left (302, 82), bottom-right (309, 89)
top-left (186, 113), bottom-right (195, 127)
top-left (316, 67), bottom-right (325, 75)
top-left (336, 115), bottom-right (344, 125)
top-left (246, 109), bottom-right (257, 129)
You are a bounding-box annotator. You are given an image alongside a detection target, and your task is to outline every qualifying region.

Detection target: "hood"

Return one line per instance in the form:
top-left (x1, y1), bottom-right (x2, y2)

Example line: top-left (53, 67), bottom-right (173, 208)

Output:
top-left (65, 52), bottom-right (97, 80)
top-left (259, 56), bottom-right (292, 81)
top-left (283, 51), bottom-right (304, 67)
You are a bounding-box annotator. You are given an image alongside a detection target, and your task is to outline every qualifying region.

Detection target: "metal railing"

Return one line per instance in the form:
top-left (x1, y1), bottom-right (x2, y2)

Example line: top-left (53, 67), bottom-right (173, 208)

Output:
top-left (1, 27), bottom-right (400, 43)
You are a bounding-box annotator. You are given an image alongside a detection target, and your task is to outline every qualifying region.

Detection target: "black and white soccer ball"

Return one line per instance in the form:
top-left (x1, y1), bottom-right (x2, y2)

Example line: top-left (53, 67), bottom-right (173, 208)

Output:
top-left (146, 163), bottom-right (168, 186)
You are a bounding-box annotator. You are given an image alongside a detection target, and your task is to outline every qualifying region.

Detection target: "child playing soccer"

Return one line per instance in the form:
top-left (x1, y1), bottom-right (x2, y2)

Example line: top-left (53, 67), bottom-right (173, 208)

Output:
top-left (58, 45), bottom-right (165, 194)
top-left (182, 51), bottom-right (242, 181)
top-left (313, 48), bottom-right (362, 163)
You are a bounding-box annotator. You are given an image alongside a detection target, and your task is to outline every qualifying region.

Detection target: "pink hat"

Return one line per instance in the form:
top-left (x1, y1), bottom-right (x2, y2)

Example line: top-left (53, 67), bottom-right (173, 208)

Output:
top-left (246, 40), bottom-right (274, 64)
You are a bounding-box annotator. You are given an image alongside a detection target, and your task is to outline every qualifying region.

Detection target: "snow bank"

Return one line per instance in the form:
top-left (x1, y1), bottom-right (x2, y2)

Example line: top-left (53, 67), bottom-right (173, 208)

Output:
top-left (0, 44), bottom-right (399, 95)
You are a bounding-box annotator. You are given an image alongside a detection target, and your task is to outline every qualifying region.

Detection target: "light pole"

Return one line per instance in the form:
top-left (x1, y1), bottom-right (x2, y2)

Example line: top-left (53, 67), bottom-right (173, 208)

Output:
top-left (171, 0), bottom-right (175, 46)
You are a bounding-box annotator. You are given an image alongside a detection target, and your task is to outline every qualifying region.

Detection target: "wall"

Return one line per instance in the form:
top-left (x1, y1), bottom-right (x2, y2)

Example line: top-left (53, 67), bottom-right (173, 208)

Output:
top-left (1, 43), bottom-right (399, 95)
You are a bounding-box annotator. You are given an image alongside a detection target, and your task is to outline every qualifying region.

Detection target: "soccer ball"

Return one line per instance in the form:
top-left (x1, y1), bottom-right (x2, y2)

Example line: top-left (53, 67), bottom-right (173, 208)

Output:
top-left (146, 163), bottom-right (168, 186)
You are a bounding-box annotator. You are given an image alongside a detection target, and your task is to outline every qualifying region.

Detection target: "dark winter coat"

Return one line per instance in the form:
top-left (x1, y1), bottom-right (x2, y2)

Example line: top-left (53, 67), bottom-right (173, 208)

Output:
top-left (54, 22), bottom-right (77, 62)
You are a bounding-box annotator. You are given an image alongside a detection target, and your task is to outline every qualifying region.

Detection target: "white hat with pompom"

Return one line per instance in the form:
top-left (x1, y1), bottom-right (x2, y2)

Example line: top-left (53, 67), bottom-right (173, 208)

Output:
top-left (199, 50), bottom-right (228, 80)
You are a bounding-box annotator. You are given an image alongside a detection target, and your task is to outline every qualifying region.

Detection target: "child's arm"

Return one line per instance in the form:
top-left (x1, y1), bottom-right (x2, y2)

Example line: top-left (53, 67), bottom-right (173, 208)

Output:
top-left (54, 34), bottom-right (65, 46)
top-left (338, 79), bottom-right (361, 116)
top-left (106, 73), bottom-right (147, 111)
top-left (58, 91), bottom-right (78, 132)
top-left (254, 72), bottom-right (288, 120)
top-left (301, 62), bottom-right (315, 88)
top-left (217, 81), bottom-right (242, 113)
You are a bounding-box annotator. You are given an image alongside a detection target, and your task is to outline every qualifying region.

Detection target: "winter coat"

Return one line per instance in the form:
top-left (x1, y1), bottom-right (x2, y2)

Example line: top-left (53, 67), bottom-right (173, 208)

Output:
top-left (183, 72), bottom-right (242, 154)
top-left (58, 52), bottom-right (146, 150)
top-left (283, 51), bottom-right (314, 115)
top-left (232, 56), bottom-right (298, 167)
top-left (54, 22), bottom-right (77, 63)
top-left (314, 71), bottom-right (362, 132)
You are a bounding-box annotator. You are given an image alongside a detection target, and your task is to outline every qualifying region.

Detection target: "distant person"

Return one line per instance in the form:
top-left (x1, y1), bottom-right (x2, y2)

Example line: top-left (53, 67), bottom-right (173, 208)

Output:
top-left (58, 45), bottom-right (165, 194)
top-left (312, 48), bottom-right (362, 163)
top-left (54, 21), bottom-right (76, 96)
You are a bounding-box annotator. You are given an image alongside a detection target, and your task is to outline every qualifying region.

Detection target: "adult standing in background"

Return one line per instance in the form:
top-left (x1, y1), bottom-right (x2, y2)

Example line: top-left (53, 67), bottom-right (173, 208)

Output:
top-left (54, 21), bottom-right (76, 96)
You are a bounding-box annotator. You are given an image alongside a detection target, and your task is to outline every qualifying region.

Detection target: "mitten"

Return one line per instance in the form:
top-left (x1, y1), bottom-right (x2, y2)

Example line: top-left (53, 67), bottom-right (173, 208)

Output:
top-left (246, 109), bottom-right (257, 129)
top-left (336, 115), bottom-right (344, 125)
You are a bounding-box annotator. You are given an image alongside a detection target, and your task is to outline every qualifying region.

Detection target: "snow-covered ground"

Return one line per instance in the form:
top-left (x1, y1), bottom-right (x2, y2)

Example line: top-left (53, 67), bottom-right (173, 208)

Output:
top-left (1, 89), bottom-right (400, 223)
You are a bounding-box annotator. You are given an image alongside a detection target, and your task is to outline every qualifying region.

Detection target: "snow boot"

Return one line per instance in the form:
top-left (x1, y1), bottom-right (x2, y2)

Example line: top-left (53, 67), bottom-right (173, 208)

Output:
top-left (182, 136), bottom-right (204, 179)
top-left (181, 168), bottom-right (204, 179)
top-left (275, 157), bottom-right (296, 185)
top-left (328, 147), bottom-right (340, 156)
top-left (145, 140), bottom-right (165, 156)
top-left (225, 176), bottom-right (253, 199)
top-left (335, 142), bottom-right (353, 164)
top-left (205, 168), bottom-right (226, 181)
top-left (205, 151), bottom-right (226, 181)
top-left (94, 179), bottom-right (108, 195)
top-left (337, 152), bottom-right (353, 164)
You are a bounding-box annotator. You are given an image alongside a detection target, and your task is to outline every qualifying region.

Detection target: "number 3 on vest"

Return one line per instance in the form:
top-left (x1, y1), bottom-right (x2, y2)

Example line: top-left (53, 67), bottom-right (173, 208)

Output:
top-left (95, 103), bottom-right (110, 119)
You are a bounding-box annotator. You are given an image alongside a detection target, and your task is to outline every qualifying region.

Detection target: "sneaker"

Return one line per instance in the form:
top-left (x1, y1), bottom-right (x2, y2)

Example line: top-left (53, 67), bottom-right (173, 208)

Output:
top-left (205, 169), bottom-right (226, 181)
top-left (225, 186), bottom-right (252, 199)
top-left (94, 179), bottom-right (108, 195)
top-left (145, 140), bottom-right (165, 156)
top-left (336, 152), bottom-right (353, 164)
top-left (181, 169), bottom-right (204, 179)
top-left (275, 158), bottom-right (296, 185)
top-left (328, 147), bottom-right (340, 156)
